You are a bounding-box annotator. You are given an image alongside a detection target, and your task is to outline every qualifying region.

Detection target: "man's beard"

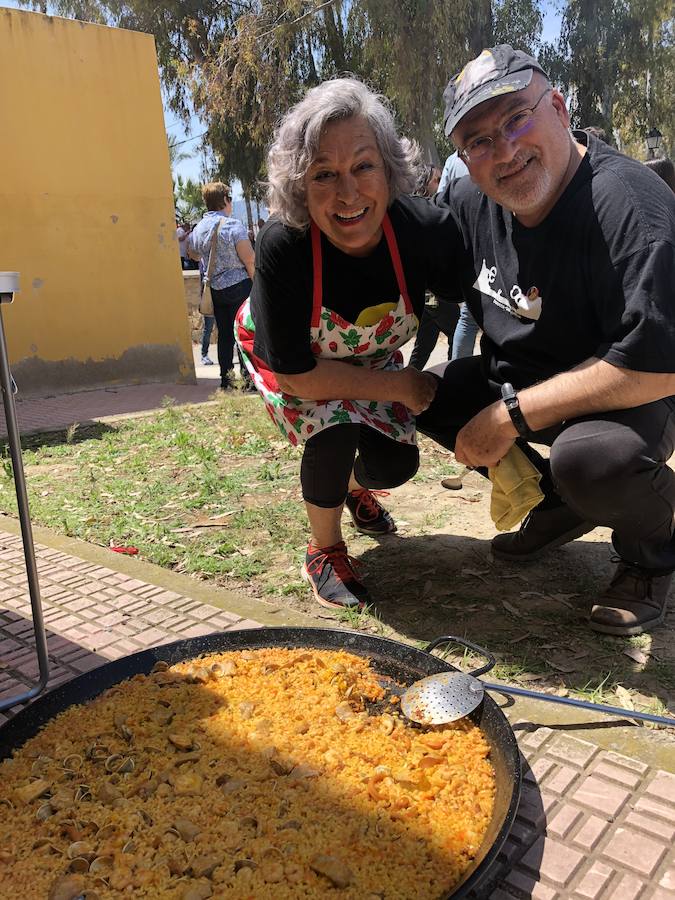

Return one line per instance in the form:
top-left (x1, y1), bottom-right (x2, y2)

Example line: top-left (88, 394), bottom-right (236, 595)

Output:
top-left (492, 151), bottom-right (554, 215)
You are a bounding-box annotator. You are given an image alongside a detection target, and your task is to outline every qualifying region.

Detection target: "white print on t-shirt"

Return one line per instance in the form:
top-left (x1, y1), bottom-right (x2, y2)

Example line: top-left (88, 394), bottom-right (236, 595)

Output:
top-left (474, 259), bottom-right (542, 321)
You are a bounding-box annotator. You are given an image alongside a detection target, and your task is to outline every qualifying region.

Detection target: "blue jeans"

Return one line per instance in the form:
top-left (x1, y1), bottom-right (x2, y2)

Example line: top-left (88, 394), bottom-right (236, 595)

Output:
top-left (451, 304), bottom-right (479, 360)
top-left (201, 315), bottom-right (215, 357)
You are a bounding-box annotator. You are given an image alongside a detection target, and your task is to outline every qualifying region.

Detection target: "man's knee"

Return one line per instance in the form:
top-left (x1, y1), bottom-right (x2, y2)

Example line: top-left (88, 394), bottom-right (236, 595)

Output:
top-left (550, 422), bottom-right (647, 510)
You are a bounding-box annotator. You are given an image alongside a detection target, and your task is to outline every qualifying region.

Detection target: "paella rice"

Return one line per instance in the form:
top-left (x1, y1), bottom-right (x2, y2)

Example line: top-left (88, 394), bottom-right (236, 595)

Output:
top-left (0, 648), bottom-right (495, 899)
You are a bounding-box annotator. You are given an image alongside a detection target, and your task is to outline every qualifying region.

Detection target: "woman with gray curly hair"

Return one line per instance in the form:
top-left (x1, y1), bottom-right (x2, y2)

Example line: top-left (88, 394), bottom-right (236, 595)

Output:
top-left (236, 77), bottom-right (458, 610)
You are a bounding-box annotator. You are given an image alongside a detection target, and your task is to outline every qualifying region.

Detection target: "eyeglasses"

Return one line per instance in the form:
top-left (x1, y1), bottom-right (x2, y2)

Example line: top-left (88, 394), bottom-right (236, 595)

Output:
top-left (459, 88), bottom-right (552, 164)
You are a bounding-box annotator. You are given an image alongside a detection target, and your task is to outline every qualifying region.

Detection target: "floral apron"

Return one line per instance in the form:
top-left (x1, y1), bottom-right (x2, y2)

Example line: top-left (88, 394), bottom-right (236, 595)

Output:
top-left (235, 213), bottom-right (419, 447)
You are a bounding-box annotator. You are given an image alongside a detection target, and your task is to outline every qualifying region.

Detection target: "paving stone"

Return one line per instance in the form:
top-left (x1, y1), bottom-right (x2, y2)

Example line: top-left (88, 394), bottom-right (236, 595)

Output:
top-left (611, 874), bottom-right (648, 900)
top-left (525, 758), bottom-right (555, 784)
top-left (519, 726), bottom-right (553, 752)
top-left (63, 596), bottom-right (96, 612)
top-left (602, 827), bottom-right (667, 877)
top-left (590, 761), bottom-right (643, 790)
top-left (573, 861), bottom-right (614, 899)
top-left (625, 812), bottom-right (675, 843)
top-left (184, 603), bottom-right (222, 621)
top-left (116, 578), bottom-right (149, 591)
top-left (571, 774), bottom-right (631, 818)
top-left (108, 638), bottom-right (145, 656)
top-left (70, 655), bottom-right (106, 674)
top-left (148, 590), bottom-right (184, 605)
top-left (132, 627), bottom-right (175, 647)
top-left (223, 618), bottom-right (263, 632)
top-left (646, 772), bottom-right (675, 806)
top-left (571, 815), bottom-right (610, 851)
top-left (177, 623), bottom-right (219, 639)
top-left (505, 866), bottom-right (558, 899)
top-left (547, 735), bottom-right (598, 768)
top-left (508, 819), bottom-right (538, 847)
top-left (543, 765), bottom-right (579, 796)
top-left (634, 797), bottom-right (675, 826)
top-left (95, 612), bottom-right (128, 628)
top-left (650, 890), bottom-right (675, 900)
top-left (521, 836), bottom-right (584, 887)
top-left (490, 889), bottom-right (517, 900)
top-left (208, 611), bottom-right (242, 627)
top-left (139, 607), bottom-right (176, 626)
top-left (548, 805), bottom-right (583, 839)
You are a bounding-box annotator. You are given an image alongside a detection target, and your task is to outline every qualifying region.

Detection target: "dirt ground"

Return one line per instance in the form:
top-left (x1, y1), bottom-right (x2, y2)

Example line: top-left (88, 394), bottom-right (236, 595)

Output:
top-left (274, 443), bottom-right (675, 721)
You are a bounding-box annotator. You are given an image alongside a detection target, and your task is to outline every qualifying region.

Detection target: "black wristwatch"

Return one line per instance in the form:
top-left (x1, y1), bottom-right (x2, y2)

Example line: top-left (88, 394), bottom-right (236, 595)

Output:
top-left (501, 382), bottom-right (531, 438)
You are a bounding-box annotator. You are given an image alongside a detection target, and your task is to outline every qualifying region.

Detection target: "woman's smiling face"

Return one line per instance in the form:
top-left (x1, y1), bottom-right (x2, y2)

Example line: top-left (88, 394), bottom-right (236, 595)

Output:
top-left (304, 116), bottom-right (390, 257)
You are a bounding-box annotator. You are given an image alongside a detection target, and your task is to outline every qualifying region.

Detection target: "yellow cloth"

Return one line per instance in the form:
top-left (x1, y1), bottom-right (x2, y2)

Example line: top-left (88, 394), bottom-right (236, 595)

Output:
top-left (354, 301), bottom-right (397, 326)
top-left (488, 445), bottom-right (544, 531)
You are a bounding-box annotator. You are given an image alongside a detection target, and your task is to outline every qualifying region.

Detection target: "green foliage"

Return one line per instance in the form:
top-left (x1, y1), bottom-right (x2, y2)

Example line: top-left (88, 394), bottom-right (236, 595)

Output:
top-left (542, 0), bottom-right (673, 156)
top-left (174, 174), bottom-right (205, 221)
top-left (17, 1), bottom-right (673, 184)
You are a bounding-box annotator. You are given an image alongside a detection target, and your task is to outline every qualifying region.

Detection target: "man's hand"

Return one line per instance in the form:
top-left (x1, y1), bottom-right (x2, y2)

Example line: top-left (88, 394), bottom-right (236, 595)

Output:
top-left (454, 400), bottom-right (517, 468)
top-left (400, 368), bottom-right (438, 415)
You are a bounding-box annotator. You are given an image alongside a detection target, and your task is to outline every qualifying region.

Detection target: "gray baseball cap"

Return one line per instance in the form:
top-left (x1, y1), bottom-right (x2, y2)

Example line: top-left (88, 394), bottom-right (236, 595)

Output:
top-left (443, 45), bottom-right (548, 136)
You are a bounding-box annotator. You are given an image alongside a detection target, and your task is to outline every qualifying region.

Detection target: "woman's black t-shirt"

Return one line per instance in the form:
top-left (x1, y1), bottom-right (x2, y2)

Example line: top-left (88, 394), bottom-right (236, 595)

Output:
top-left (250, 195), bottom-right (463, 374)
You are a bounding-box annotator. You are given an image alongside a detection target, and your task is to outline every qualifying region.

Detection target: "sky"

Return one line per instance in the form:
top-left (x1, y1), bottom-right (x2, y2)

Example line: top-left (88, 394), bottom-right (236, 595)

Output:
top-left (2, 0), bottom-right (563, 197)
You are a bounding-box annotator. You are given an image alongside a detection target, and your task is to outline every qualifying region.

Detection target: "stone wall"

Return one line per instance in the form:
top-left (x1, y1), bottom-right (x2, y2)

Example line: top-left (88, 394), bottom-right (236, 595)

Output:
top-left (184, 270), bottom-right (217, 344)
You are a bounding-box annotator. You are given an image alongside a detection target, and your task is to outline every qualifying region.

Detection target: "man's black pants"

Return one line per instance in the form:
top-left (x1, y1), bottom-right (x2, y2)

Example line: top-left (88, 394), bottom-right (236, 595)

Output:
top-left (416, 356), bottom-right (675, 571)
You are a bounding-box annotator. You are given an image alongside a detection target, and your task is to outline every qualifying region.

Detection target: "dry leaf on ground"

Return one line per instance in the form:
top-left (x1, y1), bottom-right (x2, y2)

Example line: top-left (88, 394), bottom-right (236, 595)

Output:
top-left (615, 685), bottom-right (635, 710)
top-left (501, 600), bottom-right (520, 617)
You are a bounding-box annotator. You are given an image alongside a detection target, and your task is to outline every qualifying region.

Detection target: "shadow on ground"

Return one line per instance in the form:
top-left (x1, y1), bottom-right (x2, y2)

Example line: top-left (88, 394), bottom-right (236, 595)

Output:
top-left (354, 533), bottom-right (675, 714)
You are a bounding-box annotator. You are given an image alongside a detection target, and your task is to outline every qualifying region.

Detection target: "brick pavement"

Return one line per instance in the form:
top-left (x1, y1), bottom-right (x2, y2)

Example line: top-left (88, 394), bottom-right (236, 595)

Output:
top-left (0, 525), bottom-right (673, 899)
top-left (0, 378), bottom-right (222, 438)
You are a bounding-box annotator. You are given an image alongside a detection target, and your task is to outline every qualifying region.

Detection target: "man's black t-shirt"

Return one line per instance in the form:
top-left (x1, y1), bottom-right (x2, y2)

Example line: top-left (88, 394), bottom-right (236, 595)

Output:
top-left (441, 131), bottom-right (675, 390)
top-left (250, 195), bottom-right (461, 374)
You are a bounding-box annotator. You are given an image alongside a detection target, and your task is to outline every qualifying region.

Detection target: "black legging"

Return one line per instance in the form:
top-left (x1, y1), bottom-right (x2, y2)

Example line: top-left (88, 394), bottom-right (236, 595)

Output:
top-left (301, 423), bottom-right (420, 508)
top-left (212, 278), bottom-right (252, 385)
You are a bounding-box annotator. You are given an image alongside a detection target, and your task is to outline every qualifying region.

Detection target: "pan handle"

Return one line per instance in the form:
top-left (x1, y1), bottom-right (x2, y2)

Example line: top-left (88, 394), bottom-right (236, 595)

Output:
top-left (424, 635), bottom-right (496, 678)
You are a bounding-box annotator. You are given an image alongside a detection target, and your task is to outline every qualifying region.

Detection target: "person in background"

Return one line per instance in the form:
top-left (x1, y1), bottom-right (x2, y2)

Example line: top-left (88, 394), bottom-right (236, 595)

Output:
top-left (410, 164), bottom-right (460, 369)
top-left (197, 256), bottom-right (216, 366)
top-left (176, 220), bottom-right (190, 269)
top-left (235, 78), bottom-right (457, 610)
top-left (645, 157), bottom-right (675, 193)
top-left (189, 183), bottom-right (255, 390)
top-left (418, 44), bottom-right (675, 636)
top-left (437, 152), bottom-right (480, 361)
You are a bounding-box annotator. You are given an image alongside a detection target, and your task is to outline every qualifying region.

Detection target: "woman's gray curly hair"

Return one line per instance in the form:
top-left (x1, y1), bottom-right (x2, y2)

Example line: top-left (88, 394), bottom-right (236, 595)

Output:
top-left (267, 77), bottom-right (420, 230)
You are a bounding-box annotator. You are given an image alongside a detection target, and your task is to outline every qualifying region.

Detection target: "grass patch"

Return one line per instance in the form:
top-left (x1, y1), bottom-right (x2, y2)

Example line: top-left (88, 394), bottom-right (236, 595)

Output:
top-left (0, 397), bottom-right (306, 595)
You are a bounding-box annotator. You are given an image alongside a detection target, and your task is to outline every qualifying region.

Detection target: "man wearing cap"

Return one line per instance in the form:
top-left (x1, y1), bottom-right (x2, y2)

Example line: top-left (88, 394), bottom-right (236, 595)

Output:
top-left (417, 45), bottom-right (675, 636)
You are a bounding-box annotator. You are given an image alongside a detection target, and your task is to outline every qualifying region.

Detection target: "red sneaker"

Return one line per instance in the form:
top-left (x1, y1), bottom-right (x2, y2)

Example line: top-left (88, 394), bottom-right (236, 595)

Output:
top-left (301, 541), bottom-right (369, 609)
top-left (345, 489), bottom-right (396, 536)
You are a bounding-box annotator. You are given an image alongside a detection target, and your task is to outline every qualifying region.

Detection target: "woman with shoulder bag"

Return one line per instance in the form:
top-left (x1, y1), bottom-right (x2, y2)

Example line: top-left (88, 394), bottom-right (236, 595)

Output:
top-left (189, 183), bottom-right (255, 390)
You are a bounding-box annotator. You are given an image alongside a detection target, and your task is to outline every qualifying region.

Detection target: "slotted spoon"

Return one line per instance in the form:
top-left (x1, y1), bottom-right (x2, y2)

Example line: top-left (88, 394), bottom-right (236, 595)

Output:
top-left (400, 635), bottom-right (675, 728)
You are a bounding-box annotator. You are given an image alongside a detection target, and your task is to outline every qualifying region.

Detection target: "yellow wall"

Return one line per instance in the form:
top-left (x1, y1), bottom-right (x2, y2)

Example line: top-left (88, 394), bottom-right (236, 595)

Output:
top-left (0, 9), bottom-right (194, 395)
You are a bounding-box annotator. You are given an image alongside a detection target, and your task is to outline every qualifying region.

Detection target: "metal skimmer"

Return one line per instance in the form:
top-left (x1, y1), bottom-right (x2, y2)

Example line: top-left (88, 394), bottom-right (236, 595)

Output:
top-left (401, 635), bottom-right (675, 729)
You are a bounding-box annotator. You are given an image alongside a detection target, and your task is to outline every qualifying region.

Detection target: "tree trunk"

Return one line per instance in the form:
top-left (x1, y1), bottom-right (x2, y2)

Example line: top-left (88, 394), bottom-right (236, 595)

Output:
top-left (244, 196), bottom-right (254, 231)
top-left (322, 5), bottom-right (347, 73)
top-left (468, 0), bottom-right (493, 56)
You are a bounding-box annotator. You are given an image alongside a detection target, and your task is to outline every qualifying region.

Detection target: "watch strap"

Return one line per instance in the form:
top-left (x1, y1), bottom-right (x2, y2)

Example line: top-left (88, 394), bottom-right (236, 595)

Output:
top-left (501, 382), bottom-right (531, 438)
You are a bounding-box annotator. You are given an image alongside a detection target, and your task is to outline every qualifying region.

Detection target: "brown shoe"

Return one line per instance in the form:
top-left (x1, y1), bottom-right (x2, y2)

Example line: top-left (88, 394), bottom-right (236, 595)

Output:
top-left (590, 562), bottom-right (672, 636)
top-left (491, 504), bottom-right (594, 561)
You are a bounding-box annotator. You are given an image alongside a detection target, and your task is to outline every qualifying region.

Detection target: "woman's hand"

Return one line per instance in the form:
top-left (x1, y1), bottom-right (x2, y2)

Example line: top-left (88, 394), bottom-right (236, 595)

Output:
top-left (399, 368), bottom-right (438, 414)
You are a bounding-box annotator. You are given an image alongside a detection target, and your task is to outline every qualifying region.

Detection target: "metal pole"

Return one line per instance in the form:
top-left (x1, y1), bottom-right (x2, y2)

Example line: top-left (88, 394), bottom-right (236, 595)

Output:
top-left (0, 300), bottom-right (50, 711)
top-left (483, 681), bottom-right (675, 728)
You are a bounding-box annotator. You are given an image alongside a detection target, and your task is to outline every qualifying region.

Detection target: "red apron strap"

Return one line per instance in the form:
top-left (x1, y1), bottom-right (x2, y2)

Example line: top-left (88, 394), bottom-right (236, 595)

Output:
top-left (310, 220), bottom-right (323, 328)
top-left (381, 213), bottom-right (413, 314)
